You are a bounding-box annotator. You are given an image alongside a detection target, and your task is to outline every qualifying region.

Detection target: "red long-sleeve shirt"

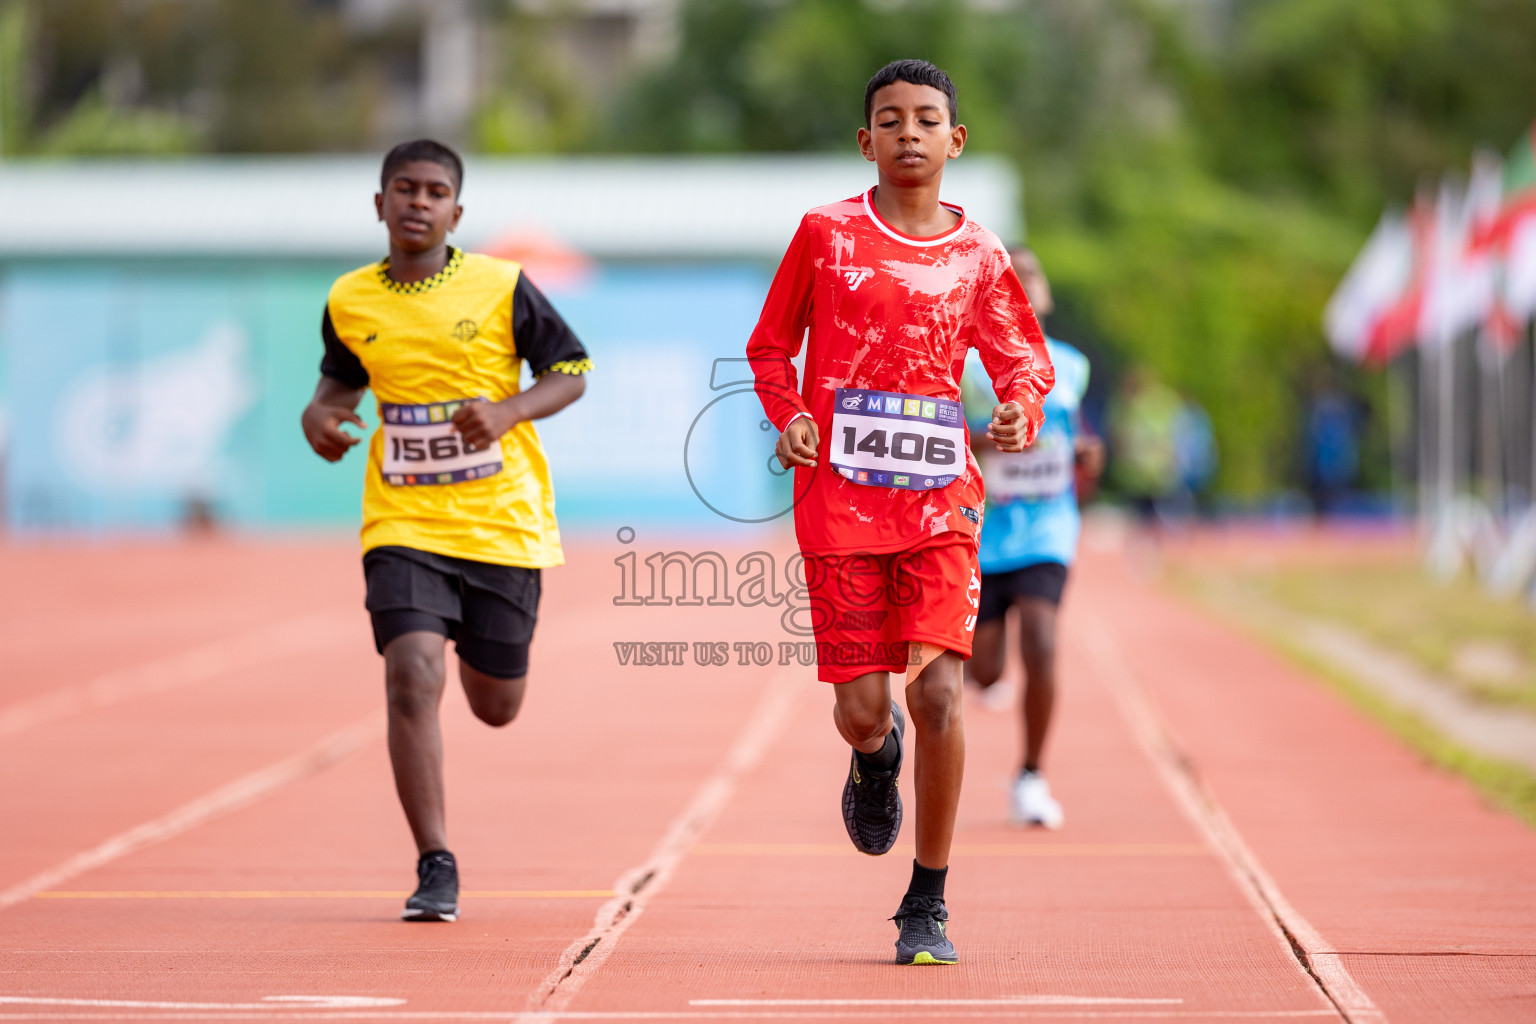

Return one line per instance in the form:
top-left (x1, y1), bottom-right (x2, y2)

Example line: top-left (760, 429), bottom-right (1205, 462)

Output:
top-left (748, 188), bottom-right (1054, 554)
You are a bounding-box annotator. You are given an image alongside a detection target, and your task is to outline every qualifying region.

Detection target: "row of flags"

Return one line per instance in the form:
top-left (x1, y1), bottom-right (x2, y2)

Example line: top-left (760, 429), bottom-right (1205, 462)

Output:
top-left (1326, 121), bottom-right (1536, 364)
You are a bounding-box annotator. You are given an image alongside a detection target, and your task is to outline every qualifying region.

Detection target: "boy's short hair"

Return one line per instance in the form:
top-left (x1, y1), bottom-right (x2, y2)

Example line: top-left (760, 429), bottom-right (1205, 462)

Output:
top-left (863, 59), bottom-right (958, 127)
top-left (380, 139), bottom-right (464, 195)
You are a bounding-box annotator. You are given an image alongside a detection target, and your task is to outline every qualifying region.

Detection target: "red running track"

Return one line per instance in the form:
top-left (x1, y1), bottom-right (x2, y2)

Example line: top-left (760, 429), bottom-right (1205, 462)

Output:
top-left (0, 534), bottom-right (1531, 1023)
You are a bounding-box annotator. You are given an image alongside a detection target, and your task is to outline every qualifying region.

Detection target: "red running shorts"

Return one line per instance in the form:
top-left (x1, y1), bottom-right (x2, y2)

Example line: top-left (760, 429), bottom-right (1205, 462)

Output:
top-left (802, 532), bottom-right (981, 684)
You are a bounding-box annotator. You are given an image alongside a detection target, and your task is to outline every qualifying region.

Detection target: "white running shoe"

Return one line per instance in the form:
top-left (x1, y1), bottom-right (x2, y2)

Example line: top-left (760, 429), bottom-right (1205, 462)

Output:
top-left (1010, 770), bottom-right (1064, 829)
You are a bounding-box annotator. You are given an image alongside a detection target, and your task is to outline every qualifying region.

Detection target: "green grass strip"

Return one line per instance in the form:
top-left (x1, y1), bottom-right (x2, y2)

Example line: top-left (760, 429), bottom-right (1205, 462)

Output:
top-left (1172, 573), bottom-right (1536, 832)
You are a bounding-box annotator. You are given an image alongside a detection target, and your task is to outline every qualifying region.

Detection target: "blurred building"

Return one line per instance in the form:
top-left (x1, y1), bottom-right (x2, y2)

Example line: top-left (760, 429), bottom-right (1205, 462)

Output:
top-left (338, 0), bottom-right (680, 144)
top-left (9, 0), bottom-right (681, 154)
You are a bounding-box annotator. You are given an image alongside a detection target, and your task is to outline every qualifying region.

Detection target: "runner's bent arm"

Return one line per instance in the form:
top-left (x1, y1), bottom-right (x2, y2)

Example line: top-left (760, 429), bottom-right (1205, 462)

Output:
top-left (454, 272), bottom-right (591, 451)
top-left (973, 254), bottom-right (1054, 452)
top-left (452, 372), bottom-right (585, 451)
top-left (303, 307), bottom-right (369, 462)
top-left (747, 217), bottom-right (818, 468)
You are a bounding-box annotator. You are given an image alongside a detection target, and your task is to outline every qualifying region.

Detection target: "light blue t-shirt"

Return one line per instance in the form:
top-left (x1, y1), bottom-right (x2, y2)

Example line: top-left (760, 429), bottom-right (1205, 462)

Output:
top-left (961, 339), bottom-right (1091, 574)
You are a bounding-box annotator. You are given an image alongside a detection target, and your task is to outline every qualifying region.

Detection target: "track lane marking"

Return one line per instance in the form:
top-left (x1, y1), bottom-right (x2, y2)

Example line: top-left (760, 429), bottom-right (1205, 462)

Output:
top-left (5, 612), bottom-right (608, 912)
top-left (0, 611), bottom-right (360, 738)
top-left (691, 842), bottom-right (1208, 856)
top-left (32, 890), bottom-right (612, 900)
top-left (691, 997), bottom-right (1183, 1006)
top-left (1074, 612), bottom-right (1382, 1024)
top-left (0, 1007), bottom-right (1351, 1020)
top-left (523, 667), bottom-right (809, 1020)
top-left (0, 715), bottom-right (383, 913)
top-left (0, 999), bottom-right (402, 1010)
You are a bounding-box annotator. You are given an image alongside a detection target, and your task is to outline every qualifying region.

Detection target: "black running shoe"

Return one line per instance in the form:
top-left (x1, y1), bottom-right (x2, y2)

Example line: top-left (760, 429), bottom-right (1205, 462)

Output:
top-left (402, 850), bottom-right (459, 922)
top-left (841, 701), bottom-right (905, 855)
top-left (892, 893), bottom-right (957, 965)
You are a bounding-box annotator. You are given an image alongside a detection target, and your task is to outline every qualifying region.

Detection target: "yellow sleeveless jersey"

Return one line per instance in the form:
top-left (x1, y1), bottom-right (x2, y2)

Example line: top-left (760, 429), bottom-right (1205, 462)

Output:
top-left (320, 248), bottom-right (591, 568)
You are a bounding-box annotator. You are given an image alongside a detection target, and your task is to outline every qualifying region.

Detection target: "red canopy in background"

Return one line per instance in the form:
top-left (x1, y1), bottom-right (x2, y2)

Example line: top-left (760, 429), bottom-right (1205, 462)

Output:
top-left (478, 229), bottom-right (595, 292)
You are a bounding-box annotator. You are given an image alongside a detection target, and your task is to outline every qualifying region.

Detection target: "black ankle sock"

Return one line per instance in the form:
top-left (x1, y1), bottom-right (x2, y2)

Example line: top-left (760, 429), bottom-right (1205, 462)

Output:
top-left (1021, 762), bottom-right (1039, 775)
top-left (855, 728), bottom-right (899, 772)
top-left (906, 860), bottom-right (947, 900)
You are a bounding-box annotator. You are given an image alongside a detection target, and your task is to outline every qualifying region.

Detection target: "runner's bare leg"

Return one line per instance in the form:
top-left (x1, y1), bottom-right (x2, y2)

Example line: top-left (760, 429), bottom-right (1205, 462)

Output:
top-left (459, 662), bottom-right (527, 727)
top-left (965, 619), bottom-right (1007, 689)
top-left (1015, 597), bottom-right (1058, 769)
top-left (383, 632), bottom-right (450, 854)
top-left (832, 672), bottom-right (895, 754)
top-left (906, 652), bottom-right (965, 869)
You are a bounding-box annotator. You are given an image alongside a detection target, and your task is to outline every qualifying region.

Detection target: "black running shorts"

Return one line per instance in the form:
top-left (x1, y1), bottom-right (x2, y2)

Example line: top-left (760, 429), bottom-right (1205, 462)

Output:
top-left (362, 546), bottom-right (540, 679)
top-left (976, 561), bottom-right (1070, 624)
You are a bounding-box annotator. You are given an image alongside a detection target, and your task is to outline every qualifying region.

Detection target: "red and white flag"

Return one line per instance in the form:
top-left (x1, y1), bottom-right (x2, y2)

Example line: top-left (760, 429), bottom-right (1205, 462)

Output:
top-left (1419, 159), bottom-right (1501, 350)
top-left (1325, 194), bottom-right (1436, 364)
top-left (1497, 124), bottom-right (1536, 324)
top-left (1324, 211), bottom-right (1414, 363)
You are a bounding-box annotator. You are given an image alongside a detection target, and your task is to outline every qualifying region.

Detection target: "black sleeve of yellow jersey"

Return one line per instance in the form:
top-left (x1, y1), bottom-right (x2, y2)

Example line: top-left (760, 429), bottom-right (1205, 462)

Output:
top-left (512, 274), bottom-right (591, 377)
top-left (319, 306), bottom-right (369, 388)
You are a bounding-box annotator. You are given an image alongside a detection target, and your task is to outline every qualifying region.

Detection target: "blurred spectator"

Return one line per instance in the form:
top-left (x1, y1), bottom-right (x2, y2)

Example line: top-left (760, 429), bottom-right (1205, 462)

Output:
top-left (1304, 390), bottom-right (1361, 517)
top-left (1173, 397), bottom-right (1218, 511)
top-left (1108, 368), bottom-right (1182, 522)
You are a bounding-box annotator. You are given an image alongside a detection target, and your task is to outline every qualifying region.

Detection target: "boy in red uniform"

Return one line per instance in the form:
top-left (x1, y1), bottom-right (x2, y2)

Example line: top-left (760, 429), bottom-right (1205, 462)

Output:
top-left (748, 60), bottom-right (1053, 964)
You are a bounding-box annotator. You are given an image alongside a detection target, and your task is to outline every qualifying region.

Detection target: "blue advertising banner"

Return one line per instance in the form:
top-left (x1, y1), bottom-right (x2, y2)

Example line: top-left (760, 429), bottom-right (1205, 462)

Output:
top-left (0, 261), bottom-right (789, 535)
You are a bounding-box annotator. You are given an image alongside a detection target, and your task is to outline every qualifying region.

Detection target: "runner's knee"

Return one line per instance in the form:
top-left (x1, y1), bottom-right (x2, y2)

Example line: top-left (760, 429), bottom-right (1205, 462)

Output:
top-left (1021, 633), bottom-right (1056, 674)
top-left (469, 693), bottom-right (522, 727)
top-left (462, 667), bottom-right (526, 727)
top-left (966, 659), bottom-right (1001, 689)
top-left (384, 639), bottom-right (445, 718)
top-left (966, 633), bottom-right (1004, 688)
top-left (834, 690), bottom-right (893, 746)
top-left (385, 671), bottom-right (443, 719)
top-left (1016, 605), bottom-right (1058, 670)
top-left (907, 671), bottom-right (961, 733)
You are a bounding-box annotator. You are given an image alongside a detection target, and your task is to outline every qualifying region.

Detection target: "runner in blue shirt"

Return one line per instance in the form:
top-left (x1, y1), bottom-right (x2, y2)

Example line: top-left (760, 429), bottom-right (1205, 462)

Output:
top-left (961, 248), bottom-right (1102, 828)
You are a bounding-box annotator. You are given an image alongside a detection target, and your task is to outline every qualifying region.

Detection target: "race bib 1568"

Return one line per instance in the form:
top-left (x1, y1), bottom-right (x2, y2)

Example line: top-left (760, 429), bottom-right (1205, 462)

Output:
top-left (380, 399), bottom-right (502, 486)
top-left (829, 388), bottom-right (966, 492)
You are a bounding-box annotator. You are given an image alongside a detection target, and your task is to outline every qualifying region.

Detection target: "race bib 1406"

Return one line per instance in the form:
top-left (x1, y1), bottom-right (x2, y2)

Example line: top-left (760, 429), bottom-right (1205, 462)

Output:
top-left (829, 388), bottom-right (966, 492)
top-left (380, 399), bottom-right (502, 486)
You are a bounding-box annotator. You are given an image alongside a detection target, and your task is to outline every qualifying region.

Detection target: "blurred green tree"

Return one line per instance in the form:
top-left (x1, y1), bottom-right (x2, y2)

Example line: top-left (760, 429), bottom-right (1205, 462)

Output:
top-left (609, 0), bottom-right (1535, 499)
top-left (5, 0), bottom-right (1534, 497)
top-left (474, 9), bottom-right (597, 155)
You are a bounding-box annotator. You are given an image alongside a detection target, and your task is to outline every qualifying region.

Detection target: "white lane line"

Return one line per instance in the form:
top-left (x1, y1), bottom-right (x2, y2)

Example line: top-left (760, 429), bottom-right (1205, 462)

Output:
top-left (0, 1007), bottom-right (1349, 1020)
top-left (0, 714), bottom-right (384, 912)
top-left (33, 889), bottom-right (612, 900)
top-left (0, 998), bottom-right (402, 1010)
top-left (523, 667), bottom-right (809, 1020)
top-left (692, 998), bottom-right (1183, 1006)
top-left (1075, 613), bottom-right (1383, 1024)
top-left (0, 611), bottom-right (359, 737)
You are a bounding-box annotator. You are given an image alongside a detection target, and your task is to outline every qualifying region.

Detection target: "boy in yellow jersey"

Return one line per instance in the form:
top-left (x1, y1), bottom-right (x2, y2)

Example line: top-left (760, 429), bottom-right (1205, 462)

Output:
top-left (300, 140), bottom-right (590, 922)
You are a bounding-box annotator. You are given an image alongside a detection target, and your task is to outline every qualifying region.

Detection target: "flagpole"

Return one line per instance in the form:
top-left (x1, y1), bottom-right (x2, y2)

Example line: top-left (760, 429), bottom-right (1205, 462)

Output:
top-left (1425, 332), bottom-right (1460, 580)
top-left (1439, 336), bottom-right (1454, 520)
top-left (1477, 332), bottom-right (1504, 515)
top-left (1418, 347), bottom-right (1434, 536)
top-left (1386, 354), bottom-right (1401, 516)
